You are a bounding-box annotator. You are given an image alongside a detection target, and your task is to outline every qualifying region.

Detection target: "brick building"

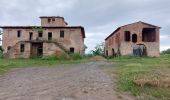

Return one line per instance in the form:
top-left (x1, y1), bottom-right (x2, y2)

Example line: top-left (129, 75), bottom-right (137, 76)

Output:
top-left (0, 16), bottom-right (85, 58)
top-left (105, 21), bottom-right (160, 57)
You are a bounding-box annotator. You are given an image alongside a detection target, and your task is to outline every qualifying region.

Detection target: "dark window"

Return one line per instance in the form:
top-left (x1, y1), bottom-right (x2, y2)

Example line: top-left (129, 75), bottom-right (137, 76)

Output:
top-left (48, 32), bottom-right (52, 40)
top-left (38, 31), bottom-right (43, 38)
top-left (29, 32), bottom-right (33, 40)
top-left (124, 31), bottom-right (131, 41)
top-left (48, 18), bottom-right (51, 23)
top-left (112, 48), bottom-right (115, 56)
top-left (20, 44), bottom-right (25, 52)
top-left (52, 18), bottom-right (55, 21)
top-left (17, 30), bottom-right (21, 37)
top-left (132, 34), bottom-right (137, 43)
top-left (7, 46), bottom-right (11, 50)
top-left (70, 48), bottom-right (74, 53)
top-left (60, 30), bottom-right (64, 38)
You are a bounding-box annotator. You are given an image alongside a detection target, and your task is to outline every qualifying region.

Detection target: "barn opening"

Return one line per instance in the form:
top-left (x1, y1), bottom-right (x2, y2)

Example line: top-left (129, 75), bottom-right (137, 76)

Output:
top-left (142, 28), bottom-right (156, 42)
top-left (132, 34), bottom-right (137, 43)
top-left (124, 31), bottom-right (131, 41)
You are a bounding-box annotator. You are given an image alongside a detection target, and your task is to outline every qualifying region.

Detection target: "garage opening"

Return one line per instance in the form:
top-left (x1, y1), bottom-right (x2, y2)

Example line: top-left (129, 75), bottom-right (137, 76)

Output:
top-left (142, 28), bottom-right (156, 42)
top-left (132, 34), bottom-right (137, 43)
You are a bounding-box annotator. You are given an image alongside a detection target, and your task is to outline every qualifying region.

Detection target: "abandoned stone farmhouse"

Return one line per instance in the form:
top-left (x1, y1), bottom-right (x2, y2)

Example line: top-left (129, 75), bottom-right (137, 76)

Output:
top-left (105, 21), bottom-right (160, 57)
top-left (0, 16), bottom-right (85, 58)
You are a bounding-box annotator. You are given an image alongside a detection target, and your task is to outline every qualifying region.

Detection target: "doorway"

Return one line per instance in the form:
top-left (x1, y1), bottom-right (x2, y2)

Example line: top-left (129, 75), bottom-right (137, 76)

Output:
top-left (31, 43), bottom-right (43, 57)
top-left (133, 44), bottom-right (147, 57)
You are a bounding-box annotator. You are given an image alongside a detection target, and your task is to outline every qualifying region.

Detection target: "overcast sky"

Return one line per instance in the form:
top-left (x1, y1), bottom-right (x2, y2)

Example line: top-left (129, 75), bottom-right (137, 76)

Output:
top-left (0, 0), bottom-right (170, 53)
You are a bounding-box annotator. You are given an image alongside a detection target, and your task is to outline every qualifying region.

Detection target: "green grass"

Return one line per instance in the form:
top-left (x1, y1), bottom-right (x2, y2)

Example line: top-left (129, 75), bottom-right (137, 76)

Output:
top-left (0, 58), bottom-right (86, 75)
top-left (110, 54), bottom-right (170, 100)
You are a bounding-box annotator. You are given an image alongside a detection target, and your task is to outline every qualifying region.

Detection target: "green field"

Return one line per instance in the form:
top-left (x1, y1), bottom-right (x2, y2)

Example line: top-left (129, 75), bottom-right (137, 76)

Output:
top-left (111, 54), bottom-right (170, 100)
top-left (0, 58), bottom-right (86, 75)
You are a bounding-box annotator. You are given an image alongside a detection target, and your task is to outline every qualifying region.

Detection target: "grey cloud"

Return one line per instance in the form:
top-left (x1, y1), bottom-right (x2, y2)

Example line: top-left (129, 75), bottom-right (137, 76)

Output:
top-left (0, 0), bottom-right (170, 52)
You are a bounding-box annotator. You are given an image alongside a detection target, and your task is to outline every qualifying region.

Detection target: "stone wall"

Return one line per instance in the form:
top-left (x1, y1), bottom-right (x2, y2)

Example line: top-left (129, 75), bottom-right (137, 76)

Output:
top-left (2, 27), bottom-right (85, 58)
top-left (5, 42), bottom-right (31, 58)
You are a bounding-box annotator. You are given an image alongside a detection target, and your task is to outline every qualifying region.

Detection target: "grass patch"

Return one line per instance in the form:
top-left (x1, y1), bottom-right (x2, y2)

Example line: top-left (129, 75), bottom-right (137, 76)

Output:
top-left (0, 55), bottom-right (87, 75)
top-left (110, 54), bottom-right (170, 100)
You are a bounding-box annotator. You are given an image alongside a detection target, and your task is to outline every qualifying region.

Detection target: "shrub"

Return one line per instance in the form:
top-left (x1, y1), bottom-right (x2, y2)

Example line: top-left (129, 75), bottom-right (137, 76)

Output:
top-left (0, 46), bottom-right (4, 58)
top-left (161, 48), bottom-right (170, 54)
top-left (69, 53), bottom-right (83, 60)
top-left (91, 42), bottom-right (105, 56)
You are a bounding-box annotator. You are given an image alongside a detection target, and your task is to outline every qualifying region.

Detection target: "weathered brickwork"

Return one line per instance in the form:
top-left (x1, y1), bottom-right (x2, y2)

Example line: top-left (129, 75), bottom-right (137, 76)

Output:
top-left (105, 21), bottom-right (160, 57)
top-left (0, 16), bottom-right (85, 58)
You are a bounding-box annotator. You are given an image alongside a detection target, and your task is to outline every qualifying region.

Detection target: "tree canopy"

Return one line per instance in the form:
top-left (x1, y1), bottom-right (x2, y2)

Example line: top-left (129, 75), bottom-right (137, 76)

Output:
top-left (91, 42), bottom-right (105, 56)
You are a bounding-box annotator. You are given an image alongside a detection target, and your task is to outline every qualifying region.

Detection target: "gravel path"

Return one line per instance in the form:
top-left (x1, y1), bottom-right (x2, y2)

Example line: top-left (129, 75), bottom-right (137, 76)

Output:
top-left (0, 62), bottom-right (134, 100)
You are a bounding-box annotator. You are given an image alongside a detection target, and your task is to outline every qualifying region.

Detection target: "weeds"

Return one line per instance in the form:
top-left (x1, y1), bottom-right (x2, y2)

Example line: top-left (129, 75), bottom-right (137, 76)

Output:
top-left (110, 54), bottom-right (170, 99)
top-left (0, 53), bottom-right (87, 75)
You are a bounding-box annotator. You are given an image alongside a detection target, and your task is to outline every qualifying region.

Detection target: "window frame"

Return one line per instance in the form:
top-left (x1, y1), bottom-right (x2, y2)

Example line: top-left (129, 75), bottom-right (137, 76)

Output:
top-left (38, 31), bottom-right (43, 38)
top-left (20, 44), bottom-right (25, 53)
top-left (29, 32), bottom-right (33, 40)
top-left (60, 30), bottom-right (64, 38)
top-left (48, 32), bottom-right (52, 40)
top-left (17, 30), bottom-right (21, 38)
top-left (70, 47), bottom-right (74, 53)
top-left (48, 18), bottom-right (51, 23)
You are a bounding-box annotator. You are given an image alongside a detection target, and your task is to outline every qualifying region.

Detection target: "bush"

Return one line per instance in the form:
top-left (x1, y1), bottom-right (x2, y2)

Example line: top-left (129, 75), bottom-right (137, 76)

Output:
top-left (161, 48), bottom-right (170, 54)
top-left (0, 51), bottom-right (3, 58)
top-left (69, 53), bottom-right (83, 60)
top-left (91, 42), bottom-right (105, 56)
top-left (0, 46), bottom-right (4, 58)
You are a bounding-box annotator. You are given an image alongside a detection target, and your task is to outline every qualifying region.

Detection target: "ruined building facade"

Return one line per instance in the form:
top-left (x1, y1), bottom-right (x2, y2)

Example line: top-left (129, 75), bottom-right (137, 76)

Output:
top-left (105, 21), bottom-right (160, 57)
top-left (0, 16), bottom-right (85, 58)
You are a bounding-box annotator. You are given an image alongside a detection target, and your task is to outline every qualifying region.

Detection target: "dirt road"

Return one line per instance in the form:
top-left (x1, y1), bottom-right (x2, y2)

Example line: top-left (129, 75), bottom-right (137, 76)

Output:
top-left (0, 62), bottom-right (133, 100)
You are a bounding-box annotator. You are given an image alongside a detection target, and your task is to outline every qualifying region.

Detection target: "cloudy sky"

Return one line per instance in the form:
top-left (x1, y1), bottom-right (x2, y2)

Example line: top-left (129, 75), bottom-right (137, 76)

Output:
top-left (0, 0), bottom-right (170, 53)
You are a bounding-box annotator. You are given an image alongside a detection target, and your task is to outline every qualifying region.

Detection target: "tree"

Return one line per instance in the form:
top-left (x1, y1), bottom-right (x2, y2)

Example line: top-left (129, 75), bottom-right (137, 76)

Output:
top-left (0, 30), bottom-right (2, 35)
top-left (161, 48), bottom-right (170, 54)
top-left (91, 42), bottom-right (105, 56)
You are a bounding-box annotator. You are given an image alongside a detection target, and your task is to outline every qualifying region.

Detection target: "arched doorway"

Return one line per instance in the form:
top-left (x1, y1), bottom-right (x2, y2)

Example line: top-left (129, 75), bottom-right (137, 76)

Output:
top-left (133, 43), bottom-right (147, 57)
top-left (132, 34), bottom-right (137, 43)
top-left (138, 44), bottom-right (147, 57)
top-left (112, 48), bottom-right (116, 57)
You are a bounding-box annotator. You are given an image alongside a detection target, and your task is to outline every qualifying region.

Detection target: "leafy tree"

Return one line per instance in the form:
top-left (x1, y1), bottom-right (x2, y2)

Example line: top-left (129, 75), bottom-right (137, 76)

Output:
top-left (161, 48), bottom-right (170, 54)
top-left (0, 30), bottom-right (2, 35)
top-left (0, 46), bottom-right (3, 51)
top-left (0, 46), bottom-right (3, 58)
top-left (91, 42), bottom-right (105, 56)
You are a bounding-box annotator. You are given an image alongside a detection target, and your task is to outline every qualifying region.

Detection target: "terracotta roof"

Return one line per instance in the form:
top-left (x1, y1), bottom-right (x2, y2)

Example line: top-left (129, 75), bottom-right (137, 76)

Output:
top-left (0, 26), bottom-right (85, 38)
top-left (105, 21), bottom-right (161, 40)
